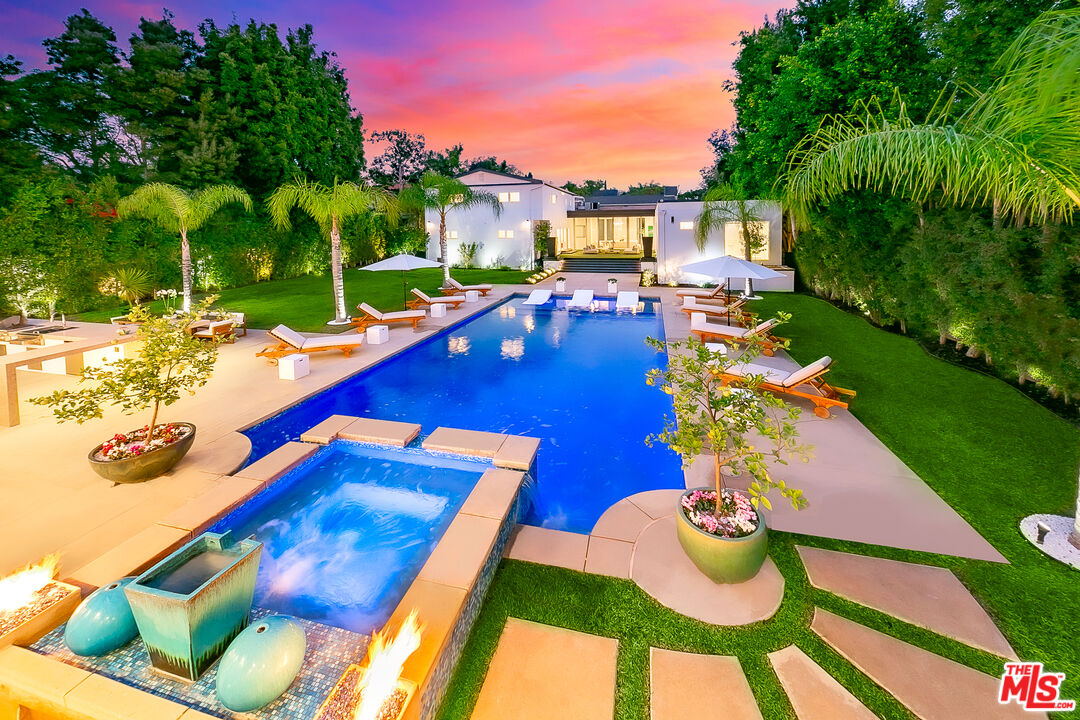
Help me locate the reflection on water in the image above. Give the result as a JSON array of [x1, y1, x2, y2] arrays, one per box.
[[500, 337, 525, 360], [447, 336, 470, 355]]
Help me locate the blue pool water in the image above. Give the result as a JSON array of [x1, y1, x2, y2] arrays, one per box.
[[210, 442, 487, 635], [244, 295, 683, 533]]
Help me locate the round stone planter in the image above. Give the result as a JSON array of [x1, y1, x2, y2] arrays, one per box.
[[675, 487, 768, 584], [87, 423, 196, 484]]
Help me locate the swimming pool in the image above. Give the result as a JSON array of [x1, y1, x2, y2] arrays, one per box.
[[244, 295, 684, 533], [210, 442, 488, 634]]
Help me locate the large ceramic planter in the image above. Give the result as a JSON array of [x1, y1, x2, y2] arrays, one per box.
[[125, 531, 262, 681], [88, 423, 196, 483], [675, 487, 768, 584]]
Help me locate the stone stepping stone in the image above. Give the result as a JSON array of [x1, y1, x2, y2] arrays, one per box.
[[768, 645, 878, 720], [797, 546, 1015, 658], [631, 515, 784, 625], [470, 618, 617, 720], [811, 609, 1043, 720], [650, 648, 762, 720]]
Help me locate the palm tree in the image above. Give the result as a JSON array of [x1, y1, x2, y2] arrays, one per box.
[[117, 183, 253, 312], [781, 8, 1080, 548], [267, 178, 397, 325], [694, 182, 770, 295], [399, 171, 502, 286]]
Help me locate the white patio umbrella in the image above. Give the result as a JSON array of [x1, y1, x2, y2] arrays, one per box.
[[360, 254, 442, 308], [680, 255, 784, 324]]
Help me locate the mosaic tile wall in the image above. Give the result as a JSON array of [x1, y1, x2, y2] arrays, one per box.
[[417, 489, 526, 720], [32, 608, 369, 719]]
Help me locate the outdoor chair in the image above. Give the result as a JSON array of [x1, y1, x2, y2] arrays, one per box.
[[567, 289, 594, 308], [616, 291, 639, 311], [228, 312, 247, 337], [442, 277, 493, 296], [675, 282, 727, 300], [256, 324, 365, 360], [678, 295, 747, 319], [716, 356, 856, 418], [523, 289, 552, 305], [191, 319, 236, 343], [408, 288, 466, 310], [352, 302, 425, 331], [690, 314, 784, 355]]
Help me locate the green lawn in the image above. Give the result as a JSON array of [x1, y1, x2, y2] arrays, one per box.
[[437, 292, 1080, 720], [72, 268, 531, 333]]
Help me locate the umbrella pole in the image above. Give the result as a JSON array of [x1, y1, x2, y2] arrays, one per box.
[[726, 276, 732, 326], [402, 270, 408, 310]]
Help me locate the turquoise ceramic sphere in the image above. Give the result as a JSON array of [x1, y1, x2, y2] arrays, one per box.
[[216, 616, 306, 712], [64, 577, 138, 656]]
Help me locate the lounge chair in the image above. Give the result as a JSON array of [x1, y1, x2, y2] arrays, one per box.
[[567, 289, 594, 308], [256, 325, 365, 360], [616, 291, 639, 311], [441, 277, 493, 296], [678, 295, 747, 319], [352, 302, 425, 331], [191, 319, 235, 342], [523, 289, 552, 305], [717, 356, 856, 418], [675, 283, 727, 300], [407, 289, 466, 310], [690, 314, 784, 355], [228, 312, 247, 337]]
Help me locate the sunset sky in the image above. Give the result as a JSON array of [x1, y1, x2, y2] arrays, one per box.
[[0, 0, 785, 189]]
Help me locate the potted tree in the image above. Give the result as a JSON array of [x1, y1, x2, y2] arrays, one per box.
[[32, 300, 220, 483], [645, 326, 809, 583]]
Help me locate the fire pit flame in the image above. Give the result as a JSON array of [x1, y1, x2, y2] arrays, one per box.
[[354, 610, 423, 720], [0, 553, 59, 614]]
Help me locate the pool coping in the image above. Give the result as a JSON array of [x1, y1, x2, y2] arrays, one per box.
[[4, 417, 536, 720]]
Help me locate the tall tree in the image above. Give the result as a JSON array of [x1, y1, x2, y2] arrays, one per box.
[[398, 171, 502, 285], [781, 8, 1080, 544], [562, 179, 608, 196], [368, 129, 427, 188], [694, 182, 772, 295], [425, 143, 465, 177], [117, 183, 253, 311], [267, 178, 397, 323], [28, 10, 123, 177]]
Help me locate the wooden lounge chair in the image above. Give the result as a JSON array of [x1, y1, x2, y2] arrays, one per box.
[[352, 302, 425, 331], [675, 283, 727, 300], [191, 319, 236, 343], [407, 288, 466, 310], [256, 324, 365, 360], [678, 295, 747, 319], [717, 356, 856, 418], [228, 312, 247, 337], [441, 277, 493, 296], [690, 315, 785, 355]]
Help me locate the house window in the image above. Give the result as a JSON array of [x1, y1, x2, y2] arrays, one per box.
[[724, 221, 771, 261], [551, 194, 557, 204], [679, 221, 694, 230], [446, 230, 459, 240], [498, 192, 521, 203], [497, 229, 514, 239]]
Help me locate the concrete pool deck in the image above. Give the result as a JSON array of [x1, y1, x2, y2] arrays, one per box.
[[0, 274, 1001, 580]]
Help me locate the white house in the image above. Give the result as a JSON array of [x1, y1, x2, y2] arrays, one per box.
[[424, 170, 793, 290], [424, 169, 578, 269]]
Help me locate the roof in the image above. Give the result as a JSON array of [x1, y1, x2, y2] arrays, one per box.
[[456, 168, 540, 184]]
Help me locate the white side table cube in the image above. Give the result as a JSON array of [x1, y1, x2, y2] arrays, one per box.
[[465, 290, 480, 303], [430, 303, 447, 318], [366, 325, 390, 344], [278, 353, 310, 381]]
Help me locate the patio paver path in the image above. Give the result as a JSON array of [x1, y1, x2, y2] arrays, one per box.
[[768, 645, 878, 720], [470, 618, 617, 720], [650, 648, 762, 720], [797, 546, 1016, 658], [811, 609, 1042, 720], [630, 515, 784, 625]]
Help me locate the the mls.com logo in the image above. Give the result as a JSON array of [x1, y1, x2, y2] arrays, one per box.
[[999, 662, 1076, 712]]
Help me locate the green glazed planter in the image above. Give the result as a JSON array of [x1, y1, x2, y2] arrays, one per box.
[[675, 487, 768, 584], [87, 423, 196, 484]]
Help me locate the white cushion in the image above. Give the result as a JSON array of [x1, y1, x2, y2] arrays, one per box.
[[382, 309, 425, 320], [412, 288, 432, 303], [230, 312, 245, 323], [269, 324, 307, 348], [303, 334, 365, 349], [358, 302, 382, 320], [616, 291, 639, 308], [781, 356, 832, 388], [433, 294, 466, 303]]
